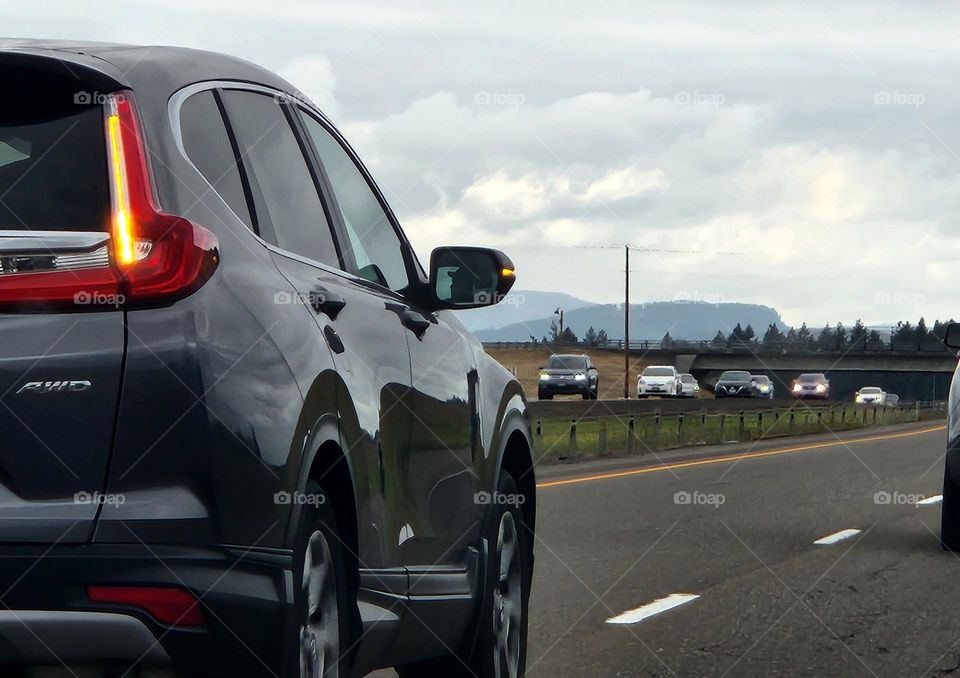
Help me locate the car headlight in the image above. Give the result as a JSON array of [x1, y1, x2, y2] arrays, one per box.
[[637, 378, 646, 385], [575, 373, 586, 380], [793, 383, 802, 392], [855, 395, 862, 403], [759, 385, 770, 392], [539, 373, 550, 381], [815, 383, 826, 392]]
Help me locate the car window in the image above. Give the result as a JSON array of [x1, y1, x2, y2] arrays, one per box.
[[643, 367, 675, 377], [219, 91, 339, 268], [720, 371, 751, 381], [179, 91, 254, 231], [298, 111, 410, 292], [548, 356, 587, 370], [0, 96, 108, 231]]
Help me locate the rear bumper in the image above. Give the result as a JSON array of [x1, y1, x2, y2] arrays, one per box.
[[0, 543, 289, 676]]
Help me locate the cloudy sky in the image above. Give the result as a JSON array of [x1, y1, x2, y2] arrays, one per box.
[[5, 0, 960, 327]]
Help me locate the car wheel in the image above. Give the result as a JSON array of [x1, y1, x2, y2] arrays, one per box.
[[539, 393, 552, 400], [396, 471, 531, 678], [591, 383, 599, 400], [291, 481, 350, 678], [942, 458, 960, 551]]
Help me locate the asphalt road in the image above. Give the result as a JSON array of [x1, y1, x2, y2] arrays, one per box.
[[372, 420, 958, 677]]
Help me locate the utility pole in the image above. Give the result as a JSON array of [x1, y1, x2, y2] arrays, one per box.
[[623, 245, 630, 399]]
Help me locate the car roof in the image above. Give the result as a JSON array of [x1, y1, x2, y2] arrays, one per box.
[[0, 38, 298, 97]]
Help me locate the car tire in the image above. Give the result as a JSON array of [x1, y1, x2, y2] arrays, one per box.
[[539, 393, 552, 400], [289, 481, 351, 678], [942, 458, 960, 551], [396, 471, 531, 678]]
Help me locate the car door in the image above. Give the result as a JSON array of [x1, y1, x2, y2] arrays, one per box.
[[216, 88, 414, 572], [295, 109, 479, 569]]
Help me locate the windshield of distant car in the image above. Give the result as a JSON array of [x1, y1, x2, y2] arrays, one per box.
[[681, 374, 696, 383], [752, 376, 770, 384], [643, 367, 674, 377], [861, 387, 882, 394], [799, 374, 826, 383], [719, 371, 751, 382], [548, 356, 586, 370]]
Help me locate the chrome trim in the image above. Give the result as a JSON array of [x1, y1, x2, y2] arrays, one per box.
[[0, 230, 109, 254]]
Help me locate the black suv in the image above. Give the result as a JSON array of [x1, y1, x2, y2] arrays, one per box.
[[537, 354, 599, 400], [0, 40, 535, 678]]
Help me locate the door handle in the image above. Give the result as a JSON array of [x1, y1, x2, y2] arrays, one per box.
[[399, 309, 431, 339], [310, 286, 347, 319], [384, 302, 432, 338]]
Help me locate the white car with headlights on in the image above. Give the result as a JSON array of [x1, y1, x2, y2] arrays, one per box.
[[855, 386, 886, 406], [637, 365, 682, 398], [679, 373, 701, 398]]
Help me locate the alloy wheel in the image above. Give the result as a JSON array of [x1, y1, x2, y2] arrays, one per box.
[[300, 530, 340, 678]]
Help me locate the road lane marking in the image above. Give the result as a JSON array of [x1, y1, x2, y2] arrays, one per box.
[[537, 424, 946, 489], [814, 528, 862, 545], [605, 593, 700, 625], [918, 495, 943, 506]]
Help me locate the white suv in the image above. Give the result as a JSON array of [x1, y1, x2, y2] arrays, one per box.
[[637, 365, 682, 398]]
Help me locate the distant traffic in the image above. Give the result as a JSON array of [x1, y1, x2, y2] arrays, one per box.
[[536, 354, 907, 404]]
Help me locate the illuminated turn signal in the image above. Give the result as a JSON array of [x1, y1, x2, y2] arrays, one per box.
[[501, 268, 515, 278], [106, 105, 136, 266]]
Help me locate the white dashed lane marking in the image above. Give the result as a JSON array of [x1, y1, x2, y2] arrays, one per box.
[[814, 528, 862, 545], [605, 593, 700, 625]]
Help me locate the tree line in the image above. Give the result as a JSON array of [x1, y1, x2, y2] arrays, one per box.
[[531, 318, 954, 351]]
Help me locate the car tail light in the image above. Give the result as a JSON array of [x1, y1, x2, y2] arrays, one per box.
[[105, 93, 219, 304], [0, 91, 218, 311], [87, 585, 204, 627]]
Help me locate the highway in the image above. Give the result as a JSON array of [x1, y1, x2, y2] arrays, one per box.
[[372, 420, 956, 677]]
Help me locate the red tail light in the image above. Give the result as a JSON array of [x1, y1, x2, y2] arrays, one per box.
[[87, 585, 204, 627], [0, 91, 219, 311]]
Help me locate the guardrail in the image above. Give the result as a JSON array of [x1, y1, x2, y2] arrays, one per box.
[[530, 401, 946, 463]]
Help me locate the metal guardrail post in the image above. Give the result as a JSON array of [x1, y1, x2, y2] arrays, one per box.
[[569, 419, 577, 454], [789, 411, 795, 434], [535, 419, 542, 438], [738, 411, 745, 438], [599, 417, 607, 455], [627, 416, 635, 454]]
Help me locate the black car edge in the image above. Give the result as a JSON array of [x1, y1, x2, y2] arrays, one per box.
[[537, 354, 599, 400], [0, 40, 535, 678]]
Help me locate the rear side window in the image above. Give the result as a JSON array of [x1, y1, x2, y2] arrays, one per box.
[[219, 91, 339, 268], [0, 97, 108, 231], [180, 91, 254, 231]]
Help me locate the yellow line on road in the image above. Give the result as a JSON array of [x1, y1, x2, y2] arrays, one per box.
[[537, 424, 947, 489]]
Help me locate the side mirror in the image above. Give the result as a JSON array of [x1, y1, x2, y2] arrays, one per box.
[[429, 246, 515, 310], [945, 322, 960, 349]]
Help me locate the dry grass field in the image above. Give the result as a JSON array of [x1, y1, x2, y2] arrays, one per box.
[[486, 346, 702, 401]]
